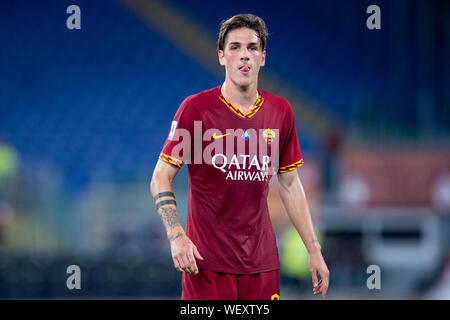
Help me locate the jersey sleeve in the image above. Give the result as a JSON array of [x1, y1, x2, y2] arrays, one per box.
[[278, 103, 304, 173], [159, 98, 194, 168]]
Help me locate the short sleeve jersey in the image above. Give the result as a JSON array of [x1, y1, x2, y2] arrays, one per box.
[[159, 86, 303, 274]]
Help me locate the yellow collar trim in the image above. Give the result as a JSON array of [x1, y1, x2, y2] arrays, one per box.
[[218, 93, 264, 119]]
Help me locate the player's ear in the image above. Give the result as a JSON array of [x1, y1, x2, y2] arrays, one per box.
[[260, 50, 266, 67], [218, 50, 225, 67]]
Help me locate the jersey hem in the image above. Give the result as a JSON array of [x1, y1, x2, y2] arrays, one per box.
[[197, 263, 281, 275]]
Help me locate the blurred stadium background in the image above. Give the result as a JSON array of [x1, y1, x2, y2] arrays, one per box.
[[0, 0, 449, 299]]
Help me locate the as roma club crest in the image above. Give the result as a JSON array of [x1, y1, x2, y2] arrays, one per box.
[[263, 128, 275, 143]]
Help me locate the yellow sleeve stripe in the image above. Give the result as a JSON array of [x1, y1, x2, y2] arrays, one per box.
[[159, 153, 184, 168], [278, 158, 304, 173]]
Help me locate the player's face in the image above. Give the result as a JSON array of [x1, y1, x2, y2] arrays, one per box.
[[218, 28, 266, 88]]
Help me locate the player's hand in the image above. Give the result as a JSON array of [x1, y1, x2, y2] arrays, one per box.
[[169, 231, 204, 275], [308, 250, 330, 298]]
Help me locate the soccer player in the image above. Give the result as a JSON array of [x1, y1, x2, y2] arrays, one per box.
[[150, 14, 329, 300]]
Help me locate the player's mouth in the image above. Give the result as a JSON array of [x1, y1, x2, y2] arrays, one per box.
[[239, 65, 250, 75]]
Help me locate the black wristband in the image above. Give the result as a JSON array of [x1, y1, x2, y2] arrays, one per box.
[[155, 199, 177, 210], [153, 192, 175, 202]]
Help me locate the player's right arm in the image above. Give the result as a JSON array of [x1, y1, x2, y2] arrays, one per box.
[[150, 159, 203, 275]]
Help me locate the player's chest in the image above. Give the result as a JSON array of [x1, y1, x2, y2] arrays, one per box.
[[196, 106, 281, 141], [190, 105, 281, 179], [191, 107, 282, 159]]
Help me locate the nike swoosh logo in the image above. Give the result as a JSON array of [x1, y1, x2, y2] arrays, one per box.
[[212, 133, 230, 140]]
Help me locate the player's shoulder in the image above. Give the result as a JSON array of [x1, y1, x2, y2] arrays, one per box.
[[181, 86, 220, 108], [259, 88, 293, 113]]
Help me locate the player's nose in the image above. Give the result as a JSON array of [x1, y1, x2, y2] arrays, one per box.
[[240, 54, 250, 61], [240, 47, 250, 59]]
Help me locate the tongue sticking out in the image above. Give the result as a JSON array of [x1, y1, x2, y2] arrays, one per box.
[[240, 66, 250, 73]]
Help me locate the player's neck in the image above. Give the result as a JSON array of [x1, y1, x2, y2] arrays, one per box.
[[221, 80, 259, 114]]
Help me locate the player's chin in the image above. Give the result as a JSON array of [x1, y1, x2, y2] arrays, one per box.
[[235, 77, 254, 88]]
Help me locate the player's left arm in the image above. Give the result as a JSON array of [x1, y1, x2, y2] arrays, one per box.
[[277, 169, 330, 298]]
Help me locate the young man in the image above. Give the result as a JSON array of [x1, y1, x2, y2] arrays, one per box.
[[150, 14, 329, 300]]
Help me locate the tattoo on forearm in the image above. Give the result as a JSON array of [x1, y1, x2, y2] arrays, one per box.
[[156, 199, 177, 210], [153, 191, 175, 202], [158, 206, 181, 232]]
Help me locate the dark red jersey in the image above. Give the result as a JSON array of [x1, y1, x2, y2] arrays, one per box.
[[159, 85, 303, 274]]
